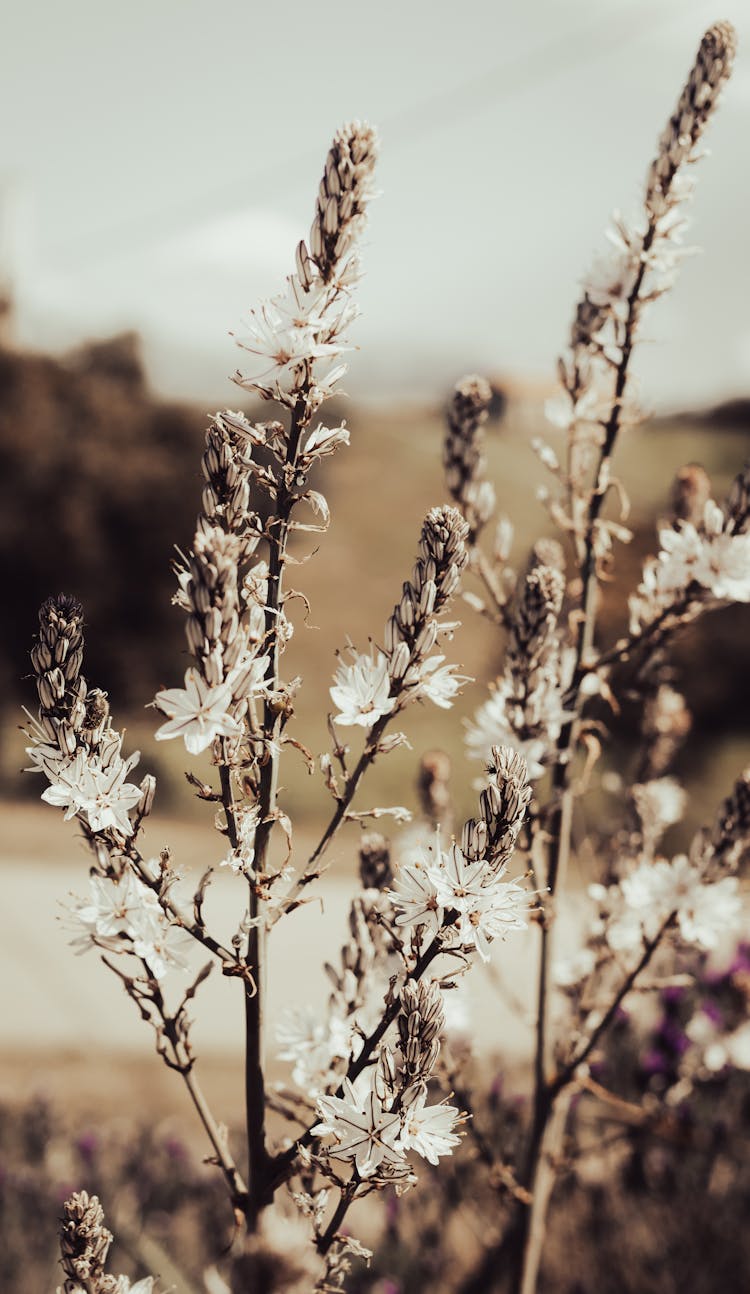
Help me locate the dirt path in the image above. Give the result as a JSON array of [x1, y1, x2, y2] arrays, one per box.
[[0, 803, 586, 1119]]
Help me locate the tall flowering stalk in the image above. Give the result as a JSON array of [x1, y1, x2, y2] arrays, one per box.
[[446, 22, 744, 1294], [23, 23, 750, 1294], [25, 119, 535, 1291]]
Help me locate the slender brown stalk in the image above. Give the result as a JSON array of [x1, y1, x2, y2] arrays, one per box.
[[280, 709, 393, 914], [550, 914, 675, 1097], [235, 397, 310, 1226], [103, 952, 249, 1214], [181, 1064, 249, 1215], [507, 27, 737, 1289], [316, 1173, 361, 1255]]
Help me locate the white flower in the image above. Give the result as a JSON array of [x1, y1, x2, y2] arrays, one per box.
[[405, 655, 470, 709], [312, 1077, 404, 1177], [677, 871, 742, 950], [41, 751, 92, 819], [633, 498, 750, 629], [72, 871, 158, 942], [620, 855, 742, 951], [228, 651, 271, 702], [234, 272, 358, 400], [464, 689, 549, 780], [589, 881, 645, 954], [303, 422, 350, 457], [25, 739, 69, 779], [433, 844, 529, 961], [330, 648, 395, 728], [154, 669, 243, 754], [398, 1086, 462, 1165], [133, 923, 193, 979], [391, 837, 529, 961], [234, 281, 343, 384], [41, 744, 141, 837], [544, 386, 609, 437], [695, 521, 750, 601], [389, 851, 444, 938], [553, 946, 597, 988], [581, 219, 643, 314], [277, 1007, 352, 1093], [632, 778, 686, 831], [76, 757, 142, 836], [69, 870, 191, 979]]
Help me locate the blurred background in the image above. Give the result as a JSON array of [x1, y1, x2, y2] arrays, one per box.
[[1, 1, 749, 1289]]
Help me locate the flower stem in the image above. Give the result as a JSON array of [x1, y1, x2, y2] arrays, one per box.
[[236, 391, 313, 1227]]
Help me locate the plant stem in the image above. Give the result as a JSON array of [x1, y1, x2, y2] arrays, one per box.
[[316, 1174, 361, 1255], [279, 711, 393, 916], [508, 226, 659, 1294], [235, 392, 312, 1227], [517, 1090, 572, 1294], [104, 953, 249, 1216], [181, 1063, 249, 1215], [550, 914, 675, 1096]]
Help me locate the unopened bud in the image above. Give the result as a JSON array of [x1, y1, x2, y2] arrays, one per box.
[[137, 774, 156, 819]]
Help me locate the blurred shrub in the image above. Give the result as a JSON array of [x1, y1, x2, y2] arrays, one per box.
[[0, 335, 206, 710]]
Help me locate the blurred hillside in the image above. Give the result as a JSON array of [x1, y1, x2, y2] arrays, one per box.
[[1, 333, 748, 833], [0, 332, 205, 705]]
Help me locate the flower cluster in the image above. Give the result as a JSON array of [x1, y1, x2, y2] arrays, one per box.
[[330, 505, 470, 728], [27, 597, 147, 840], [465, 560, 566, 778], [69, 869, 191, 980], [312, 1069, 462, 1179], [630, 494, 750, 632], [233, 121, 377, 406], [592, 854, 742, 954], [30, 729, 141, 837], [26, 597, 201, 990], [390, 745, 531, 961], [543, 22, 736, 556], [312, 978, 462, 1181], [443, 374, 496, 541], [57, 1190, 154, 1294]]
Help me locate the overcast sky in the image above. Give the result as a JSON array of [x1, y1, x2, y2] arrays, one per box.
[[2, 0, 749, 407]]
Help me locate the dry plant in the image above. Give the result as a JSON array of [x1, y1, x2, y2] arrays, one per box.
[[22, 23, 750, 1294]]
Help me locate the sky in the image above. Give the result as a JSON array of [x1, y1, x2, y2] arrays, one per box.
[[2, 0, 749, 408]]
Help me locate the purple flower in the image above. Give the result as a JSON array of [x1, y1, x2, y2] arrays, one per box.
[[701, 999, 723, 1027], [641, 1048, 670, 1076], [75, 1131, 99, 1163], [729, 944, 750, 975], [657, 1018, 690, 1056], [660, 985, 686, 1006], [164, 1136, 187, 1162], [489, 1074, 504, 1108]]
